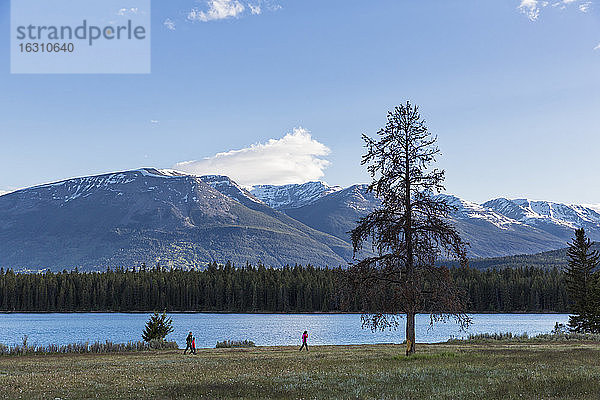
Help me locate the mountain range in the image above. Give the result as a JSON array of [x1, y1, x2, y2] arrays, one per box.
[[0, 168, 598, 271], [251, 186, 600, 258]]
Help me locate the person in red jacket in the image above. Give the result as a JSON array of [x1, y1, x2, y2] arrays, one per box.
[[299, 330, 309, 351], [191, 336, 196, 354]]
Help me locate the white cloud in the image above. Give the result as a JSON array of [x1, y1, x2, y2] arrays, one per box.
[[150, 120, 159, 124], [183, 0, 279, 23], [552, 0, 578, 9], [117, 7, 139, 16], [519, 0, 545, 21], [594, 43, 600, 50], [579, 1, 592, 11], [174, 128, 331, 186], [163, 18, 176, 31], [519, 0, 594, 19], [187, 0, 245, 22], [267, 3, 282, 11], [249, 4, 262, 15]]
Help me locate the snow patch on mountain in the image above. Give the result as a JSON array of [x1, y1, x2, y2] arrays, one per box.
[[201, 175, 263, 205], [250, 181, 342, 209], [484, 198, 600, 231], [582, 204, 600, 214], [32, 173, 138, 202], [339, 185, 379, 213], [140, 168, 185, 178], [436, 194, 523, 230], [7, 169, 212, 206]]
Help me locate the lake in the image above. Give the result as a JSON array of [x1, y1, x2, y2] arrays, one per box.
[[0, 313, 569, 349]]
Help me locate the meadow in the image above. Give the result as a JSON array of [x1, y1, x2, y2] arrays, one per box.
[[1, 341, 600, 399]]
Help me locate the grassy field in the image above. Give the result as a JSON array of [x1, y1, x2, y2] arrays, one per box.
[[1, 342, 600, 399]]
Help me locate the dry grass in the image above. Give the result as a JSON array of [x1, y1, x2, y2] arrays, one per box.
[[1, 342, 600, 399]]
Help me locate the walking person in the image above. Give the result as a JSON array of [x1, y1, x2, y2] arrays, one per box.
[[184, 331, 193, 354], [191, 336, 196, 354], [299, 330, 309, 351]]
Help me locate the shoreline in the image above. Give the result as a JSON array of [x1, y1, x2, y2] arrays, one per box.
[[0, 310, 571, 315]]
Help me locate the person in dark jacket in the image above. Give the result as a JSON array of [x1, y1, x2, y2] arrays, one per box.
[[184, 331, 193, 354]]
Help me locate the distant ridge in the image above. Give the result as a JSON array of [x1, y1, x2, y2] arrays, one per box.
[[252, 184, 600, 258], [0, 169, 353, 271], [1, 167, 599, 271], [444, 243, 600, 271]]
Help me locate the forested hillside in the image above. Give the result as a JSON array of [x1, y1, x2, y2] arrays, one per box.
[[444, 243, 600, 271], [0, 264, 568, 312]]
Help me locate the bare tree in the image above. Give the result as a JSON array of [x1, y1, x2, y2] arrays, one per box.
[[344, 102, 470, 355]]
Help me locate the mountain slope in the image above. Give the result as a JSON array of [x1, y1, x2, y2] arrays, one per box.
[[199, 175, 354, 261], [0, 169, 353, 271], [436, 195, 571, 258], [284, 185, 380, 243], [261, 184, 579, 258], [257, 184, 598, 258]]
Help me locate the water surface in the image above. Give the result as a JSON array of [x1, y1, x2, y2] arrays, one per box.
[[0, 313, 569, 348]]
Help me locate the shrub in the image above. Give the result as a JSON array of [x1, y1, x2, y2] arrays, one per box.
[[447, 330, 600, 344], [215, 340, 256, 348], [0, 340, 178, 356], [394, 351, 459, 361]]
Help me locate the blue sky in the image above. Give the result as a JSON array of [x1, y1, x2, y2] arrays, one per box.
[[0, 0, 599, 204]]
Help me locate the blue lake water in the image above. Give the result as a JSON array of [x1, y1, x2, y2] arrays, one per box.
[[0, 313, 569, 349]]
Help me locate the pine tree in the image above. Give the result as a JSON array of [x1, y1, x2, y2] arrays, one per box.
[[343, 102, 470, 355], [142, 311, 174, 342], [566, 228, 600, 333]]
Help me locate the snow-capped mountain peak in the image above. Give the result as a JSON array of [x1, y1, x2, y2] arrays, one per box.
[[485, 198, 600, 232], [435, 194, 522, 230], [250, 181, 342, 210], [140, 168, 186, 178]]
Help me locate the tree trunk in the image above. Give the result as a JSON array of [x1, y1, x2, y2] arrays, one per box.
[[404, 127, 416, 357], [406, 311, 416, 355]]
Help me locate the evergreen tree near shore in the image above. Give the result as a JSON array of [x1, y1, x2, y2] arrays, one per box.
[[566, 228, 600, 333], [142, 311, 174, 342]]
